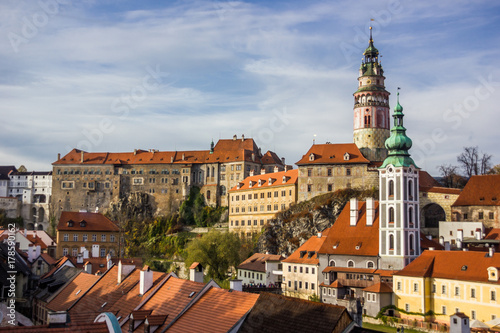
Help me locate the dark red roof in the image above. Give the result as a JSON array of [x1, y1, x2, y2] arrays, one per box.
[[453, 175, 500, 207], [58, 212, 119, 232], [296, 143, 370, 165], [237, 253, 284, 272]]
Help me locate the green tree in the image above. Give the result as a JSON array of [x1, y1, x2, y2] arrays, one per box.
[[184, 230, 241, 281]]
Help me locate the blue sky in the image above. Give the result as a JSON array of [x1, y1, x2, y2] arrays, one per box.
[[1, 0, 499, 176]]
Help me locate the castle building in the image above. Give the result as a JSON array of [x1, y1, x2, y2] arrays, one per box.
[[51, 136, 284, 218], [378, 93, 421, 270], [228, 169, 297, 238], [353, 27, 390, 162]]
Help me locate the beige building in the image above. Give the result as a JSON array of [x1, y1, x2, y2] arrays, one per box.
[[228, 169, 298, 238], [296, 143, 379, 202], [56, 211, 120, 259], [51, 136, 285, 219]]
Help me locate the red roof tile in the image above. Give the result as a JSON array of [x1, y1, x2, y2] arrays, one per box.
[[58, 212, 119, 232], [229, 169, 297, 192], [318, 201, 379, 256], [283, 229, 330, 265], [296, 143, 370, 165], [46, 272, 100, 311], [395, 250, 500, 284], [418, 170, 441, 188], [166, 287, 259, 333], [485, 228, 500, 240], [363, 282, 393, 293], [452, 175, 500, 207], [237, 253, 284, 272], [420, 186, 462, 195]]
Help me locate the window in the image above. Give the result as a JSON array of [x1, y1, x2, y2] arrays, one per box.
[[389, 234, 394, 250], [328, 184, 332, 191], [267, 192, 271, 198], [305, 267, 309, 274], [388, 180, 394, 196], [346, 168, 351, 176], [299, 281, 302, 289], [300, 267, 303, 273], [347, 260, 354, 268], [311, 283, 315, 290], [101, 234, 106, 242], [367, 261, 374, 269], [294, 266, 297, 273], [471, 310, 476, 320], [432, 284, 436, 293], [397, 282, 402, 291], [63, 248, 68, 256], [442, 285, 446, 294], [83, 234, 88, 242], [442, 306, 446, 315], [73, 234, 78, 241], [455, 286, 460, 296], [413, 283, 418, 292], [405, 304, 410, 312], [389, 207, 395, 223], [490, 212, 495, 219], [327, 168, 332, 176], [288, 266, 291, 272], [311, 268, 315, 274], [100, 248, 106, 257], [307, 184, 312, 192], [72, 248, 78, 256], [110, 235, 115, 242], [491, 290, 496, 301], [305, 282, 308, 289], [92, 234, 97, 241], [479, 212, 484, 219], [471, 288, 476, 298], [288, 281, 291, 288], [63, 234, 69, 242], [307, 169, 312, 177]]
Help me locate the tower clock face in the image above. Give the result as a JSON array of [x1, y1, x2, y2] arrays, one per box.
[[366, 79, 371, 84]]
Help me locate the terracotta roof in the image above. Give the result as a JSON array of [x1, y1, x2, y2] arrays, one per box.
[[39, 253, 57, 265], [41, 256, 75, 279], [237, 292, 352, 333], [189, 262, 201, 270], [363, 282, 393, 293], [261, 150, 284, 165], [46, 271, 100, 311], [394, 250, 500, 284], [420, 233, 444, 251], [70, 257, 143, 275], [485, 228, 500, 240], [58, 211, 119, 232], [0, 322, 109, 332], [296, 143, 370, 165], [418, 170, 441, 189], [229, 169, 298, 192], [26, 234, 48, 249], [452, 175, 500, 206], [318, 201, 379, 256], [237, 253, 284, 273], [420, 186, 462, 195], [320, 280, 344, 288], [166, 287, 259, 333], [282, 228, 331, 264]]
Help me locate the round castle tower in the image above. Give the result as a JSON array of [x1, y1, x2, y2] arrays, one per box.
[[353, 27, 390, 162]]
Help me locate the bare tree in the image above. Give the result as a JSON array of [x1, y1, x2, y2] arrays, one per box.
[[479, 153, 493, 175], [457, 146, 478, 178], [438, 164, 461, 188]]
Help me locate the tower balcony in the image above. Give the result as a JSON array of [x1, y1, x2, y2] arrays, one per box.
[[354, 101, 389, 108]]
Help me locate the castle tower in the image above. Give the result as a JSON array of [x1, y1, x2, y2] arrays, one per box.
[[378, 92, 420, 270], [353, 27, 390, 162]]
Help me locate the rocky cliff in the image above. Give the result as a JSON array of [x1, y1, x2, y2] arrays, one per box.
[[256, 188, 378, 256]]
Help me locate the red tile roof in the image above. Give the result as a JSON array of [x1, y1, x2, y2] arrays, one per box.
[[229, 169, 297, 191], [418, 170, 441, 189], [363, 282, 393, 293], [261, 150, 284, 165], [40, 253, 57, 265], [394, 250, 500, 284], [420, 233, 444, 251], [452, 175, 500, 207], [237, 253, 284, 272], [283, 229, 330, 265], [296, 143, 370, 165], [58, 212, 119, 232], [46, 272, 100, 311], [165, 287, 259, 333], [318, 201, 379, 256], [420, 186, 462, 195], [485, 228, 500, 240], [320, 280, 344, 288]]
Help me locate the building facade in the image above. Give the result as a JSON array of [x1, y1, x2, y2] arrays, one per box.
[[228, 169, 297, 238], [56, 211, 121, 259], [236, 253, 284, 286], [51, 136, 285, 219]]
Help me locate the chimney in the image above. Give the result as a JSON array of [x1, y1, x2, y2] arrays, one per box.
[[426, 235, 433, 240], [274, 166, 279, 173], [249, 169, 254, 177], [118, 260, 135, 284], [57, 153, 61, 161], [140, 265, 153, 295], [457, 229, 463, 249], [81, 151, 84, 163], [230, 279, 242, 292], [92, 244, 100, 258], [429, 247, 435, 251], [366, 198, 375, 226], [350, 198, 358, 226], [317, 232, 322, 238], [251, 153, 255, 162], [84, 261, 92, 274], [170, 156, 174, 163], [233, 135, 237, 141], [182, 153, 185, 161], [281, 157, 285, 165], [439, 237, 445, 246], [77, 253, 83, 264], [189, 262, 204, 283], [106, 253, 112, 270], [28, 244, 35, 263], [241, 134, 245, 141], [24, 229, 27, 237], [134, 149, 137, 155], [260, 168, 265, 175], [81, 247, 89, 259], [489, 247, 495, 257], [475, 228, 482, 240]]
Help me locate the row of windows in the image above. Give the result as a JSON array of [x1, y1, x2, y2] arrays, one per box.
[[62, 247, 112, 257], [232, 190, 293, 201], [328, 260, 374, 269], [231, 220, 265, 227], [62, 234, 117, 242], [238, 271, 263, 280], [287, 265, 316, 275], [231, 203, 290, 214], [306, 183, 343, 192], [287, 280, 315, 291], [305, 168, 352, 177], [398, 282, 497, 301]]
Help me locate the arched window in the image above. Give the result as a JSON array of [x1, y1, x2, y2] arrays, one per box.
[[207, 168, 210, 177], [409, 207, 414, 225], [367, 261, 374, 269], [364, 115, 371, 126], [389, 234, 395, 250], [389, 207, 395, 223], [206, 190, 211, 200], [347, 260, 355, 268], [329, 260, 336, 267], [388, 180, 394, 197], [409, 233, 415, 253], [408, 180, 413, 199]]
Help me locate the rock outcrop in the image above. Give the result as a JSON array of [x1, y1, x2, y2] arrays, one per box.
[[256, 188, 378, 256]]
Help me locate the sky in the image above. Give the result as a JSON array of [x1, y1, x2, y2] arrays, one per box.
[[1, 0, 499, 176]]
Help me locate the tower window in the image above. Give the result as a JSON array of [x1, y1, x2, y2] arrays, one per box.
[[388, 180, 394, 197], [389, 234, 394, 250], [364, 115, 371, 127], [389, 207, 395, 223]]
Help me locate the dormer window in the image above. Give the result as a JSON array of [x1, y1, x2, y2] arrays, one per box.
[[67, 220, 74, 227], [80, 220, 87, 227], [282, 176, 286, 183], [333, 241, 340, 249], [355, 242, 362, 250], [258, 179, 263, 187], [299, 251, 307, 258], [309, 153, 315, 161], [268, 177, 272, 185], [307, 251, 315, 258], [488, 267, 499, 282], [249, 181, 253, 188], [344, 152, 350, 161]]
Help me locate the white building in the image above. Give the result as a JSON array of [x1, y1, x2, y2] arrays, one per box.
[[237, 253, 284, 287]]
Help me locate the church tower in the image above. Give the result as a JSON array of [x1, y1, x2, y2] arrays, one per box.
[[378, 92, 420, 270], [353, 27, 390, 162]]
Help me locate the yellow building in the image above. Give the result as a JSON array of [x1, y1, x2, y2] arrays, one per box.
[[56, 211, 121, 258], [393, 250, 500, 323], [228, 169, 298, 238]]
